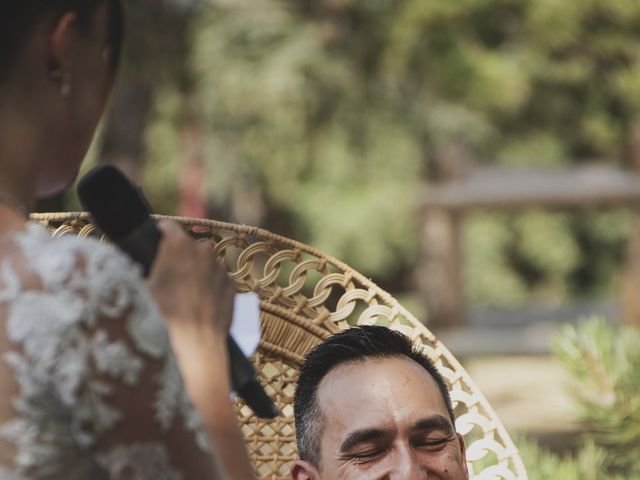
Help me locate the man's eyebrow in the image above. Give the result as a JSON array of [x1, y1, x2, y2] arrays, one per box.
[[339, 428, 392, 453], [412, 415, 455, 434]]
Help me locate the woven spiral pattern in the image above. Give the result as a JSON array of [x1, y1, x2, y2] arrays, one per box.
[[32, 213, 527, 480]]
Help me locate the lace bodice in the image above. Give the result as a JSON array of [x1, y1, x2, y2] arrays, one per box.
[[0, 224, 215, 479]]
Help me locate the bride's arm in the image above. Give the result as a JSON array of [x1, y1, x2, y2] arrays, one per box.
[[146, 220, 256, 480], [83, 219, 256, 479]]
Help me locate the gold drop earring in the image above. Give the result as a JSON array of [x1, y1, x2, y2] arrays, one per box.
[[49, 69, 72, 98]]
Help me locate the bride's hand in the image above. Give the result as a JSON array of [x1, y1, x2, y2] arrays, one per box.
[[148, 220, 235, 338], [146, 220, 236, 391]]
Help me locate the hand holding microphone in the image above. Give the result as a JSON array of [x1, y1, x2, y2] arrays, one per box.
[[77, 165, 278, 420], [148, 219, 237, 399], [146, 220, 234, 334]]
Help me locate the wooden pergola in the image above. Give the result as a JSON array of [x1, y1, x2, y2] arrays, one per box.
[[419, 165, 640, 328]]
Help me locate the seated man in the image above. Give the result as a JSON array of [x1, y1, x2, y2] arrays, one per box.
[[291, 325, 468, 479]]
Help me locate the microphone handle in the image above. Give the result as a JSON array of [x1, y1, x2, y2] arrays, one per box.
[[115, 219, 279, 419], [115, 219, 161, 277], [227, 337, 279, 418]]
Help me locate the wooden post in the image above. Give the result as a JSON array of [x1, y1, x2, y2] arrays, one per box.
[[621, 211, 640, 329], [418, 207, 465, 328], [621, 123, 640, 328], [417, 143, 469, 328]]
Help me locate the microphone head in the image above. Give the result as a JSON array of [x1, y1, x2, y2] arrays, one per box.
[[77, 165, 151, 240]]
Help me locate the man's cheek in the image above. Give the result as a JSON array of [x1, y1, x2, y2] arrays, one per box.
[[420, 450, 467, 479]]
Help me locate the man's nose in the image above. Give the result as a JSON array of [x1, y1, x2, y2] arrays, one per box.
[[391, 444, 428, 480]]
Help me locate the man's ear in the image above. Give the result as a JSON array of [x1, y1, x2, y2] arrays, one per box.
[[290, 460, 319, 480], [457, 433, 470, 479]]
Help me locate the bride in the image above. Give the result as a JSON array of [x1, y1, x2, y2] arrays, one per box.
[[0, 1, 254, 478]]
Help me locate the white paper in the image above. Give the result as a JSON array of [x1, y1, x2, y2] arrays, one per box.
[[230, 292, 261, 357]]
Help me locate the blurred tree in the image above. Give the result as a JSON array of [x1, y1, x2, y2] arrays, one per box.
[[189, 0, 424, 283], [100, 0, 199, 182], [111, 0, 640, 305]]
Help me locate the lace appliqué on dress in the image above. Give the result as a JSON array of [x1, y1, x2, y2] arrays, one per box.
[[98, 443, 183, 480], [0, 224, 210, 479]]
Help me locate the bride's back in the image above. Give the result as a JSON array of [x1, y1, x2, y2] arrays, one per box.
[[0, 224, 218, 479]]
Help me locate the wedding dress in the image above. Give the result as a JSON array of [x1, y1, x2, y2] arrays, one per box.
[[0, 223, 212, 479]]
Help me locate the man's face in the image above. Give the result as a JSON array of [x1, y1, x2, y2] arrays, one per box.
[[291, 356, 469, 480]]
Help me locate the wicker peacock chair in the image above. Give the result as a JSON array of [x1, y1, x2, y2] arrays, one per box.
[[32, 212, 527, 480]]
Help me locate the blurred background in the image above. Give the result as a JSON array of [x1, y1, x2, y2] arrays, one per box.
[[39, 0, 640, 477]]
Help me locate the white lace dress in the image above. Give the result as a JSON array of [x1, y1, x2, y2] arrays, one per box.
[[0, 224, 214, 479]]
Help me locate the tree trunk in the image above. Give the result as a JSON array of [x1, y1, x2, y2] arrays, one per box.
[[98, 80, 153, 182]]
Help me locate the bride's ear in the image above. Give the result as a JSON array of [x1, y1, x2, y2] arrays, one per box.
[[48, 12, 79, 72], [290, 459, 320, 480]]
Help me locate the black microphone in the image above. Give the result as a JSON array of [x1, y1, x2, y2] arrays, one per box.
[[77, 165, 279, 419]]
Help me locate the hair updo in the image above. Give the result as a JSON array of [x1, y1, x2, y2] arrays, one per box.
[[0, 0, 124, 82]]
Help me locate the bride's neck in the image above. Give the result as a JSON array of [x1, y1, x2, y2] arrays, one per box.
[[0, 103, 42, 218]]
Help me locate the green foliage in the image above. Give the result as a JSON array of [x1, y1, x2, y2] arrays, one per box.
[[190, 0, 423, 277], [517, 438, 628, 480], [134, 0, 640, 300], [143, 88, 183, 214], [465, 213, 529, 306], [513, 318, 640, 479], [553, 317, 640, 476], [465, 210, 629, 306]]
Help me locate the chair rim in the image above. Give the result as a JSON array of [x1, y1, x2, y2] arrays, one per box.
[[30, 212, 528, 479]]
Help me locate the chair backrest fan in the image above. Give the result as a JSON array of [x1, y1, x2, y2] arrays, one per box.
[[32, 213, 527, 480]]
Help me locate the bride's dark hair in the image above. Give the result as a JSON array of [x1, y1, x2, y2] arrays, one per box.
[[0, 0, 124, 81]]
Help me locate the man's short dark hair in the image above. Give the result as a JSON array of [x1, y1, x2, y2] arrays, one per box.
[[293, 325, 455, 467]]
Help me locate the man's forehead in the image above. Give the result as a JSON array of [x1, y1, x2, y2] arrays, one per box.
[[316, 355, 450, 432], [318, 355, 442, 395]]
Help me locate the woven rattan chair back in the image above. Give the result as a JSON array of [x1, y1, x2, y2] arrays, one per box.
[[32, 213, 527, 480]]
